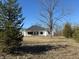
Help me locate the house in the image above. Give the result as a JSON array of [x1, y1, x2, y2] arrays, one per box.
[[22, 25, 55, 36]]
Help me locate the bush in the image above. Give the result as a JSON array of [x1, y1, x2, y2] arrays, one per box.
[[73, 27, 79, 42], [63, 23, 73, 38]]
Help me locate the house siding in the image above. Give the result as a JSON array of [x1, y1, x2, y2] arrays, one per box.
[[22, 30, 55, 37]]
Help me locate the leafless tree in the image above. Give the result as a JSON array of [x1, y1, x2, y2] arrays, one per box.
[[39, 0, 70, 37]]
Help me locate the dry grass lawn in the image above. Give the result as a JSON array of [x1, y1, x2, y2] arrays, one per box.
[[23, 36, 77, 46], [23, 36, 67, 43], [1, 36, 79, 59], [21, 36, 79, 59]]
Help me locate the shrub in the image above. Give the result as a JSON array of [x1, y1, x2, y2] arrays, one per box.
[[63, 23, 73, 38], [73, 27, 79, 42]]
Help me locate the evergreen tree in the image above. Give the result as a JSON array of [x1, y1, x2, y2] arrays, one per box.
[[0, 0, 24, 53], [63, 23, 72, 38], [0, 0, 6, 52], [73, 27, 79, 42]]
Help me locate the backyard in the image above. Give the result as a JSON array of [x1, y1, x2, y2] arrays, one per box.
[[21, 36, 79, 59], [0, 0, 79, 59], [0, 36, 79, 59]]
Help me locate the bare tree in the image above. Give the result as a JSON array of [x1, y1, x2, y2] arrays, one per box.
[[39, 0, 69, 37]]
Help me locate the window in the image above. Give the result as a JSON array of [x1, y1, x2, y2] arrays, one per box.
[[28, 32, 33, 35], [40, 32, 43, 34]]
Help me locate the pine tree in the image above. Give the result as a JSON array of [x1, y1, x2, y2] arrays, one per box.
[[0, 0, 24, 53], [0, 0, 6, 52], [73, 27, 79, 42], [63, 23, 72, 38]]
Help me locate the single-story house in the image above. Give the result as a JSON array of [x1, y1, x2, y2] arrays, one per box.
[[22, 25, 55, 36]]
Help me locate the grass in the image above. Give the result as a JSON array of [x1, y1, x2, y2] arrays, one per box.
[[23, 36, 76, 46], [0, 36, 79, 59], [22, 36, 79, 59], [23, 36, 67, 44]]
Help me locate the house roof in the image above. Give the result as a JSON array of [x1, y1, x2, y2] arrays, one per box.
[[26, 25, 47, 31]]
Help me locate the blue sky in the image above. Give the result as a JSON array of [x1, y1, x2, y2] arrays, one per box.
[[18, 0, 79, 28]]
